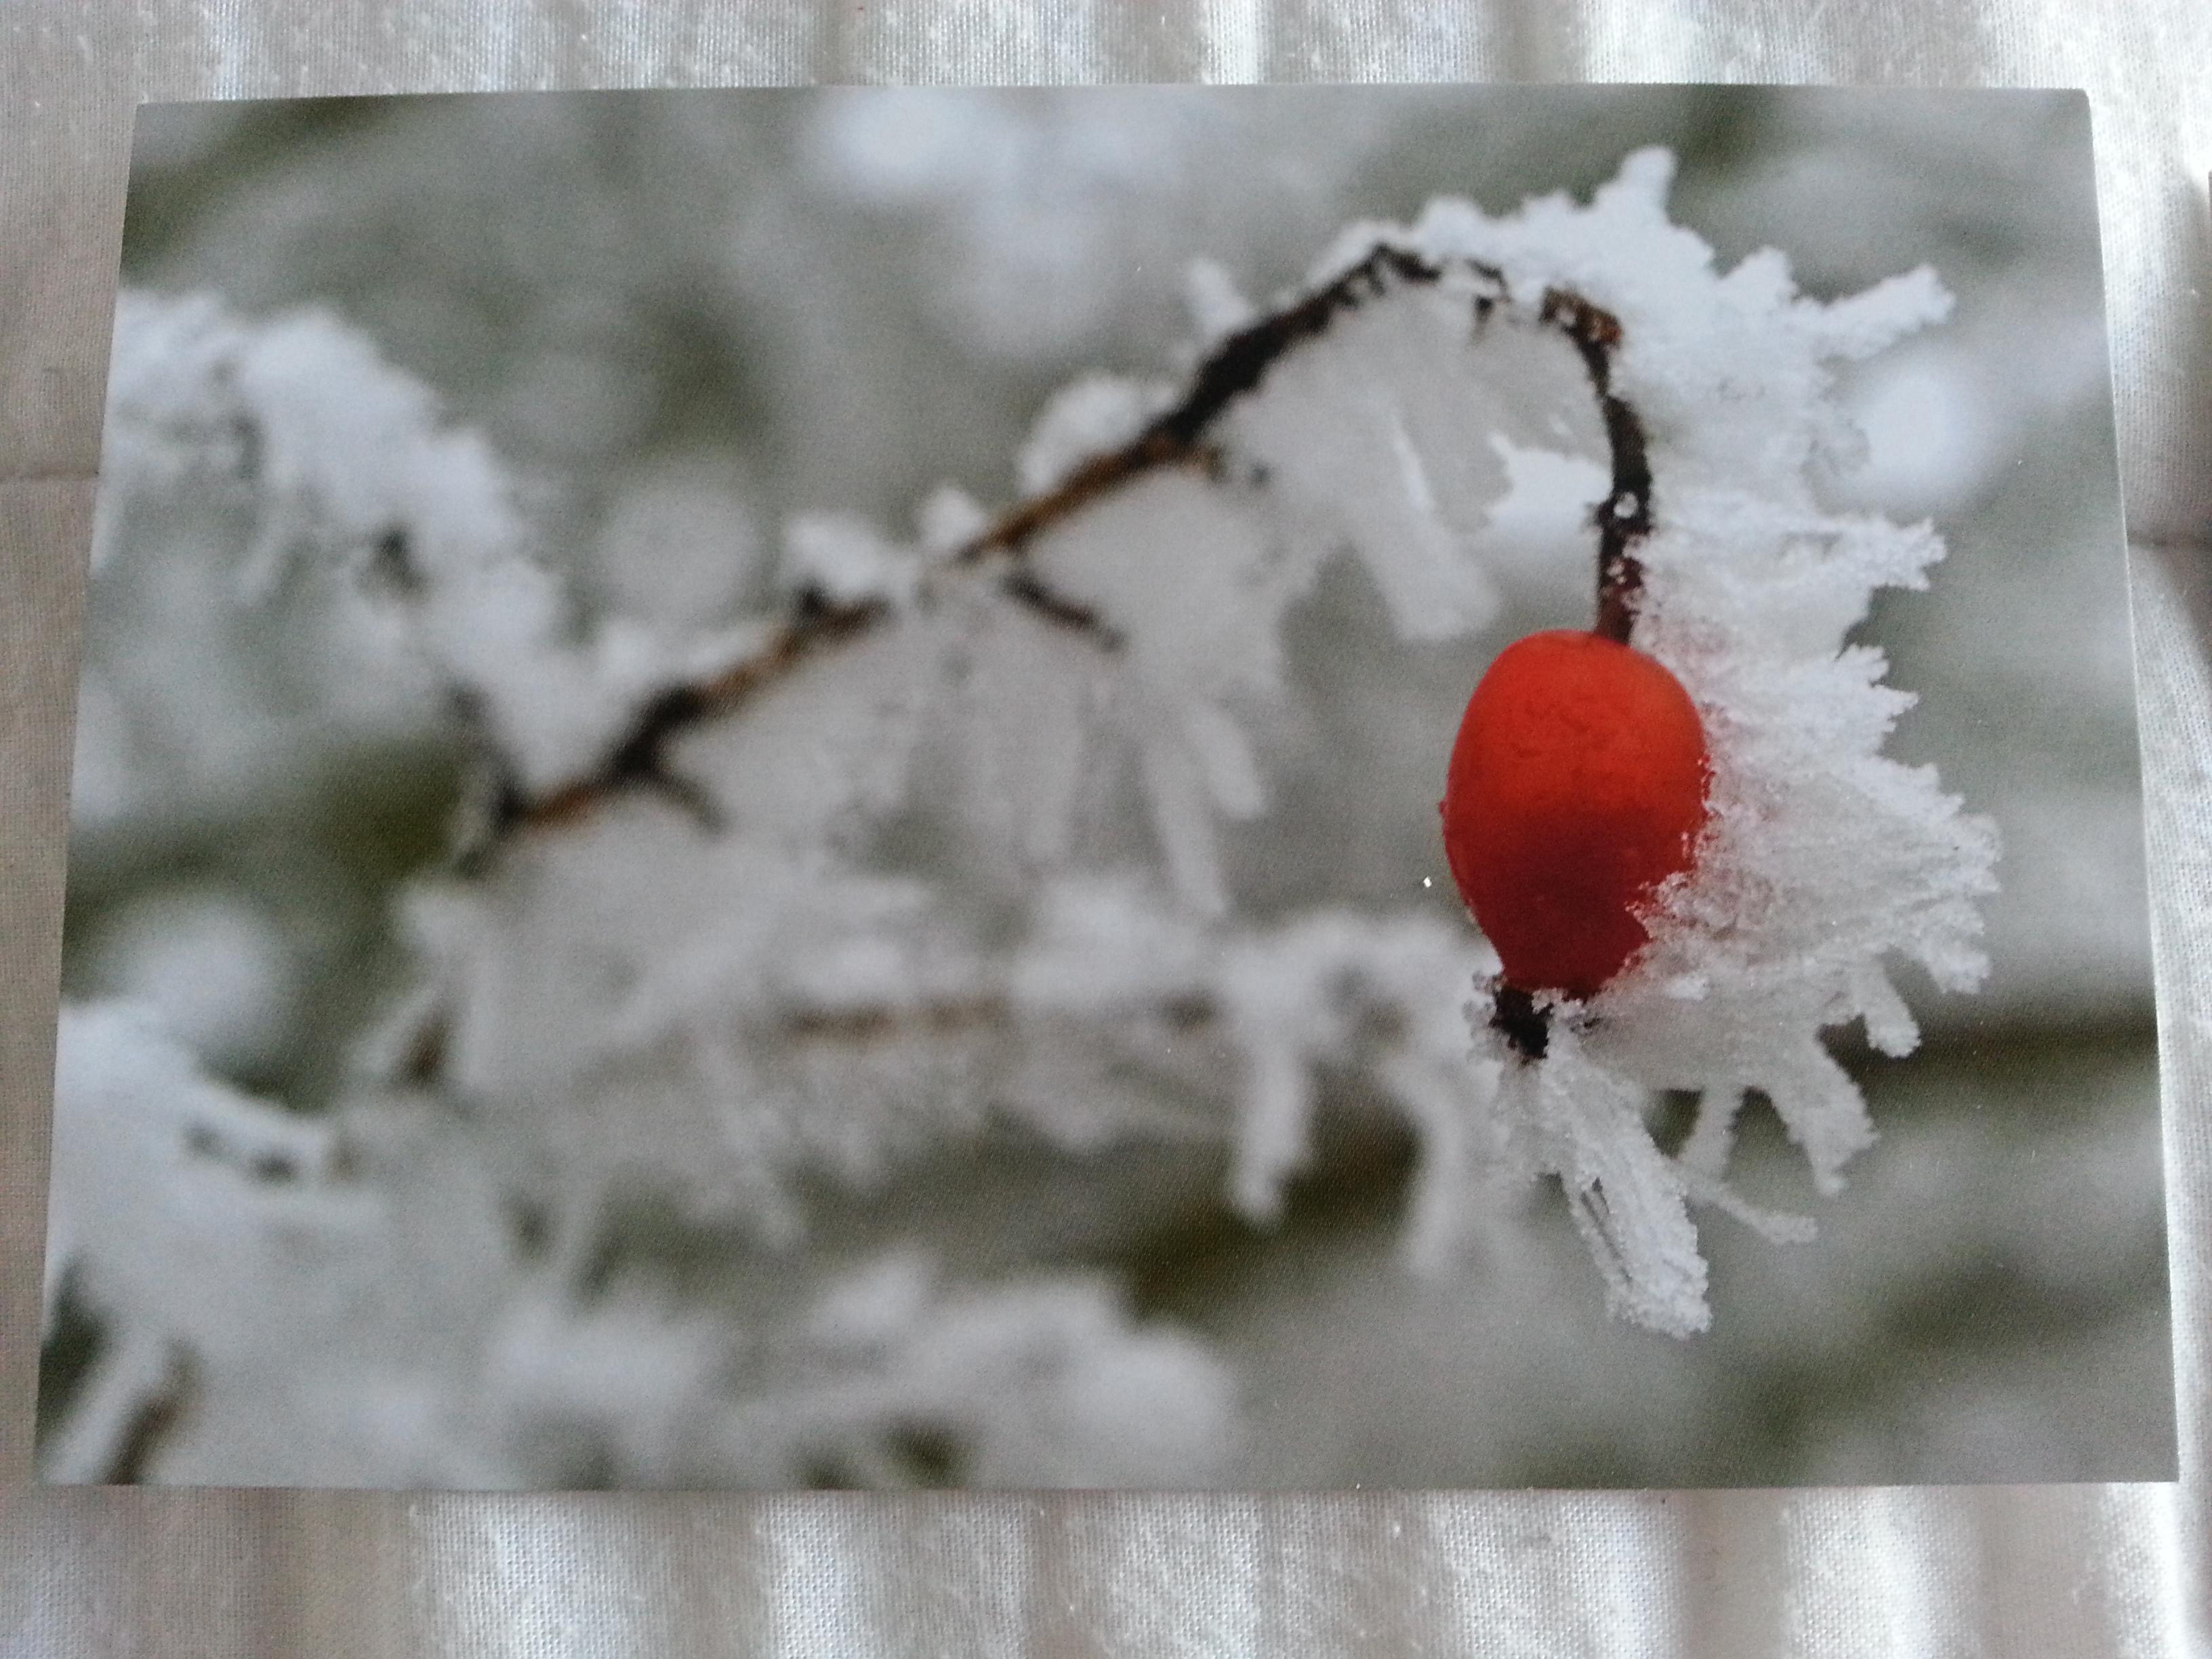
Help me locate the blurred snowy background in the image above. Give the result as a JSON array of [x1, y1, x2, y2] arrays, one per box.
[[43, 86, 2170, 1488]]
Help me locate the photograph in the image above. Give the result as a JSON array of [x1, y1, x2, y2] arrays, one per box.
[[38, 83, 2172, 1490]]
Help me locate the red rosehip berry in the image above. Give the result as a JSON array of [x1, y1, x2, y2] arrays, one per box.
[[1440, 628, 1711, 1002]]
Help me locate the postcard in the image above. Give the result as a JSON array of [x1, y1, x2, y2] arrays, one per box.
[[40, 84, 2171, 1488]]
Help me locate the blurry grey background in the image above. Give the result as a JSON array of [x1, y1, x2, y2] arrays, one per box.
[[52, 85, 2169, 1488]]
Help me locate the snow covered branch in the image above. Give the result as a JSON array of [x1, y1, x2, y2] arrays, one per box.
[[495, 241, 1666, 846]]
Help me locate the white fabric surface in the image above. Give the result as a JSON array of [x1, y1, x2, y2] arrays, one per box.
[[0, 2, 2207, 1652]]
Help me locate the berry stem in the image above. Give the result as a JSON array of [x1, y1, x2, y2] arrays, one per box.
[[1538, 288, 1653, 645], [1491, 985, 1551, 1061]]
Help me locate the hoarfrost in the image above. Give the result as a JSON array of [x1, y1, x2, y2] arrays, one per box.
[[46, 1008, 1229, 1487], [52, 144, 2008, 1482], [89, 291, 768, 806]]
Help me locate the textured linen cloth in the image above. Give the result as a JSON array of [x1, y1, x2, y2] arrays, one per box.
[[1, 3, 2208, 1653]]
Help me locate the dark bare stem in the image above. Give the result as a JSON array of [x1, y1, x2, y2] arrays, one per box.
[[783, 989, 1214, 1048], [103, 1345, 194, 1485], [1490, 983, 1551, 1063], [480, 246, 1650, 844], [783, 995, 1015, 1044], [997, 568, 1121, 642], [1538, 288, 1653, 644], [779, 985, 1433, 1052]]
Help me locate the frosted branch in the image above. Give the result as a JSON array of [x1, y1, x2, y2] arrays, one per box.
[[491, 243, 1652, 843]]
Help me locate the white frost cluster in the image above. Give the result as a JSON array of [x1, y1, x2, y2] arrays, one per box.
[[87, 291, 767, 812], [41, 1004, 384, 1480], [48, 146, 2003, 1483], [45, 1008, 1229, 1487], [1336, 150, 2003, 1334]]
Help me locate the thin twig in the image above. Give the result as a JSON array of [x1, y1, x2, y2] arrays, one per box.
[[1490, 983, 1552, 1063], [1540, 287, 1653, 645], [102, 1344, 194, 1485], [779, 988, 1225, 1046]]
